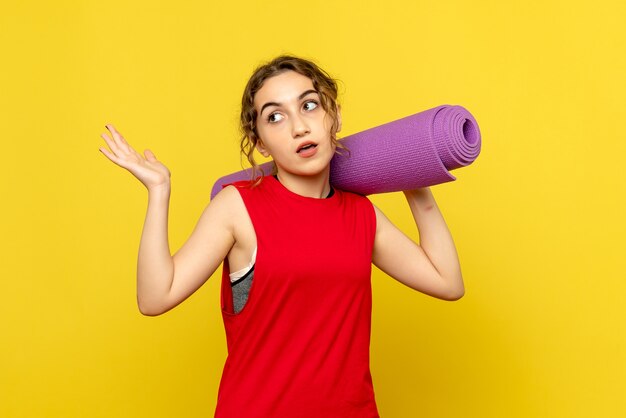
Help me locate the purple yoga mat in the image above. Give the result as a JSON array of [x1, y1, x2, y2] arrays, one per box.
[[210, 104, 481, 198]]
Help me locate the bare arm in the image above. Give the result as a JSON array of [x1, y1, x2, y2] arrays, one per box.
[[136, 184, 237, 316], [136, 184, 174, 314], [371, 187, 464, 301], [99, 124, 236, 316]]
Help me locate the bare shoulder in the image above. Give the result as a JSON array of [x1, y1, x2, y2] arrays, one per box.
[[208, 184, 257, 244], [205, 185, 248, 229], [211, 184, 243, 208], [371, 203, 390, 233]]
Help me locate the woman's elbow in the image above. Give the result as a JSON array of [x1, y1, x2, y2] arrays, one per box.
[[444, 288, 465, 301], [137, 298, 167, 316], [439, 281, 465, 301]]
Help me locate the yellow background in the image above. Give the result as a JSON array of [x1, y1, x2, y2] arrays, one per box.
[[1, 0, 624, 416]]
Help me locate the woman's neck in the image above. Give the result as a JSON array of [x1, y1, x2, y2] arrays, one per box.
[[274, 168, 332, 199]]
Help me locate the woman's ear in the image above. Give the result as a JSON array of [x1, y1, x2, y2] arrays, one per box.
[[255, 139, 270, 158]]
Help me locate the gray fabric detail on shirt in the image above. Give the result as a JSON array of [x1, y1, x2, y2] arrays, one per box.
[[232, 268, 254, 314]]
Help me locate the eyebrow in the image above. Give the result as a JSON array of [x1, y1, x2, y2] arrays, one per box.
[[259, 89, 319, 116]]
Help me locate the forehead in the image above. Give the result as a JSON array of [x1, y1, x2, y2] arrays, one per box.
[[254, 70, 315, 109]]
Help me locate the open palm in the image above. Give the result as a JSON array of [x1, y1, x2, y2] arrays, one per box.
[[99, 124, 171, 191]]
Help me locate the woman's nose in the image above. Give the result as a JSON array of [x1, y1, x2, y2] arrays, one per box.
[[292, 114, 310, 138]]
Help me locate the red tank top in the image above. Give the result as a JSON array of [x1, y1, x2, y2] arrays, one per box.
[[215, 175, 380, 417]]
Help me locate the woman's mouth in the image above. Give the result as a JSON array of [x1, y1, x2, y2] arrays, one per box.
[[297, 143, 318, 158], [297, 143, 317, 153]]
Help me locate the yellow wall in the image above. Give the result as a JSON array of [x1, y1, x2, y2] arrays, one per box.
[[1, 0, 624, 416]]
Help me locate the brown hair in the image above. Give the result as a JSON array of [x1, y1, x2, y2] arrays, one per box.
[[239, 54, 348, 185]]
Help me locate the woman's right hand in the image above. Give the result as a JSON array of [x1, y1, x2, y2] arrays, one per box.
[[99, 124, 171, 192]]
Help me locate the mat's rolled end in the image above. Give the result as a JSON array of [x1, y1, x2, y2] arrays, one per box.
[[463, 117, 480, 146], [432, 105, 482, 172]]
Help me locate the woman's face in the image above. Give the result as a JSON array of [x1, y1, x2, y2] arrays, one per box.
[[253, 70, 340, 178]]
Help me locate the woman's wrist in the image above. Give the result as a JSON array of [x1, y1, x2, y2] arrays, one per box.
[[147, 181, 171, 197]]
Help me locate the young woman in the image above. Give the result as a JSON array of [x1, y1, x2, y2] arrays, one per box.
[[99, 55, 464, 417]]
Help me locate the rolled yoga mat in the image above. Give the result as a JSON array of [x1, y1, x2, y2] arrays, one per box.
[[210, 104, 481, 198]]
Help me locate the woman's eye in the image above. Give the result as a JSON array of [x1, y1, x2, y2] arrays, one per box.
[[268, 113, 283, 123], [267, 101, 317, 123], [304, 100, 317, 110]]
